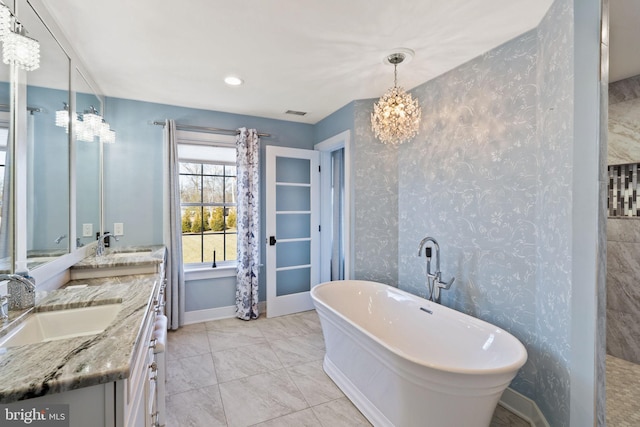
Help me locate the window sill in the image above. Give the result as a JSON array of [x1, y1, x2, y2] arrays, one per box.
[[184, 262, 236, 281]]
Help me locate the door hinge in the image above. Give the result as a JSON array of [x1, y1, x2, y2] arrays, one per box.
[[318, 165, 321, 173], [319, 225, 321, 232]]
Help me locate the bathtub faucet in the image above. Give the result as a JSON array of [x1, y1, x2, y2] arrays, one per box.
[[418, 237, 455, 303]]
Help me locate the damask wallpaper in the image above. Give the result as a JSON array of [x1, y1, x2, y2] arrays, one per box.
[[350, 0, 574, 425]]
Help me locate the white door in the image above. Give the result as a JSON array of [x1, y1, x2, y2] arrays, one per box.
[[266, 146, 320, 317]]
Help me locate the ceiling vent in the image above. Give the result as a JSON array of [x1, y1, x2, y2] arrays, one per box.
[[285, 110, 307, 116]]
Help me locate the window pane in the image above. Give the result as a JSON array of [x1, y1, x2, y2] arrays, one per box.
[[203, 164, 224, 176], [182, 234, 203, 264], [225, 165, 236, 176], [203, 231, 237, 262], [180, 174, 201, 203], [203, 176, 224, 203], [226, 206, 237, 231], [225, 177, 236, 203], [179, 162, 201, 175]]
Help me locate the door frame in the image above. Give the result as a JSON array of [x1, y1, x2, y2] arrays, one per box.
[[315, 130, 353, 283], [265, 145, 320, 317]]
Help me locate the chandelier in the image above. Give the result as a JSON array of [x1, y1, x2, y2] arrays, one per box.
[[371, 52, 421, 145]]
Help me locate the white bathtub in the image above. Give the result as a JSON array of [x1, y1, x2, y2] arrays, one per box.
[[310, 280, 528, 427]]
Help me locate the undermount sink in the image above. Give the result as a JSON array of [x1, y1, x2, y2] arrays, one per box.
[[0, 304, 122, 348]]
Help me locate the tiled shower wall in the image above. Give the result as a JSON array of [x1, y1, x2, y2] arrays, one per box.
[[607, 74, 640, 363]]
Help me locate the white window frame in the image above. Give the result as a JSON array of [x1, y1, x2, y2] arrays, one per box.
[[177, 130, 237, 279]]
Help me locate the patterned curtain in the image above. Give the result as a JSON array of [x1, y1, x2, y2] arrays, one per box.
[[163, 119, 185, 329], [236, 128, 260, 320]]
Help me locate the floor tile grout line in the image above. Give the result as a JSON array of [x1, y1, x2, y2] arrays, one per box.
[[216, 382, 231, 427]]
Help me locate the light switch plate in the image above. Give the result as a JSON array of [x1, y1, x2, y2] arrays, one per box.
[[82, 223, 93, 237], [114, 223, 124, 236]]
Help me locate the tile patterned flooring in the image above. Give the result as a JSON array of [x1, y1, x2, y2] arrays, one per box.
[[166, 310, 531, 427], [606, 355, 640, 427]]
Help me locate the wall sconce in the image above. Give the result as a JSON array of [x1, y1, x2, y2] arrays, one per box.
[[0, 2, 40, 72], [72, 105, 116, 143]]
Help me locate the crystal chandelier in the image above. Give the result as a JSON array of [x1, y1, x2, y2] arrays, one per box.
[[371, 52, 421, 145]]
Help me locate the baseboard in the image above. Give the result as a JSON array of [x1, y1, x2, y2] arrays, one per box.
[[499, 387, 550, 427], [184, 301, 267, 324]]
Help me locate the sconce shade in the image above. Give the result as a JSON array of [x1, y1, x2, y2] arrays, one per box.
[[99, 121, 116, 144], [0, 5, 10, 39], [55, 103, 69, 132], [2, 30, 40, 71]]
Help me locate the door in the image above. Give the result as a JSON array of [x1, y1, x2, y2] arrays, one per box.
[[266, 146, 320, 317]]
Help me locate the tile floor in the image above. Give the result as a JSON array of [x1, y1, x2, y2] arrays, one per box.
[[606, 354, 640, 427], [166, 310, 530, 427]]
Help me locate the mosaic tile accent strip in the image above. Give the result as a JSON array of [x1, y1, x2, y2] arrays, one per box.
[[609, 163, 640, 217]]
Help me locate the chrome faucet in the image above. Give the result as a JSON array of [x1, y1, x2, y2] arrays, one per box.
[[0, 274, 36, 311], [54, 234, 67, 244], [418, 237, 455, 303], [96, 233, 120, 257]]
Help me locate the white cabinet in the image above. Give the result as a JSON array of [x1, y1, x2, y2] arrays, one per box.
[[116, 277, 165, 427], [19, 278, 166, 427]]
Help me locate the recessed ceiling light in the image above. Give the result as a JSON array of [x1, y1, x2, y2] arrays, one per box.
[[224, 76, 243, 86]]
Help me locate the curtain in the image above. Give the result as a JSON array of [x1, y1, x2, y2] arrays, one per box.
[[235, 128, 260, 320], [163, 119, 185, 330]]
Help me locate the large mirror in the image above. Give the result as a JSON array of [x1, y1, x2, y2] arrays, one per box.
[[22, 0, 71, 269], [75, 70, 101, 249]]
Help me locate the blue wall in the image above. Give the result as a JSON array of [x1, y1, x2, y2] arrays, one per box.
[[102, 97, 315, 305], [27, 86, 70, 252], [313, 101, 355, 144]]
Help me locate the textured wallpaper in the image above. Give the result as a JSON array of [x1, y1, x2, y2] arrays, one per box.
[[533, 0, 573, 423], [350, 0, 573, 425], [353, 100, 399, 286], [396, 29, 540, 394]]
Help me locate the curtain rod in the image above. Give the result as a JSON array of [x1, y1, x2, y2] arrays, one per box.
[[152, 121, 270, 138]]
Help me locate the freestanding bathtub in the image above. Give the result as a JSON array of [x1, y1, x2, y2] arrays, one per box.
[[310, 280, 527, 427]]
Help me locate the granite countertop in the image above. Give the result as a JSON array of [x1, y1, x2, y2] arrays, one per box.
[[0, 273, 160, 403], [71, 245, 165, 270]]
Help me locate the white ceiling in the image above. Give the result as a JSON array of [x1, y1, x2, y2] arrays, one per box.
[[41, 0, 554, 124]]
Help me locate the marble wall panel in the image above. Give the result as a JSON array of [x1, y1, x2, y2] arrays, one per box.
[[608, 98, 640, 165]]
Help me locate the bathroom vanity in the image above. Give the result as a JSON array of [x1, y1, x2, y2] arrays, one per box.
[[0, 247, 166, 427]]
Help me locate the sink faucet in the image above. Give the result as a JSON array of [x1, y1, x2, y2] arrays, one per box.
[[418, 237, 455, 303], [54, 234, 67, 244], [96, 233, 120, 257], [0, 274, 36, 311]]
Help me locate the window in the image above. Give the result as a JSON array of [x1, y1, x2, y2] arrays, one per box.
[[177, 132, 237, 266]]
